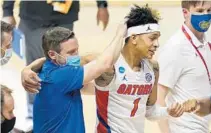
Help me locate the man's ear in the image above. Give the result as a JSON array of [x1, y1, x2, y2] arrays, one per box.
[[48, 50, 57, 60], [130, 34, 137, 45], [182, 8, 189, 20]]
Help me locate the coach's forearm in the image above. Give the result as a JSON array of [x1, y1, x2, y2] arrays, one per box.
[[82, 24, 126, 84], [97, 32, 124, 70], [80, 53, 100, 66], [26, 57, 46, 72]]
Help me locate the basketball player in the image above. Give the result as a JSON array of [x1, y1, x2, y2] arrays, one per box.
[[94, 5, 185, 133]]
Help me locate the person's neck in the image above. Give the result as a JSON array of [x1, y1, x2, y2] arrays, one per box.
[[121, 45, 143, 71], [185, 22, 205, 43], [50, 59, 60, 66]]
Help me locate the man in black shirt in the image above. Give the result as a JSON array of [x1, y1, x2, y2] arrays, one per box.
[[2, 1, 109, 65]]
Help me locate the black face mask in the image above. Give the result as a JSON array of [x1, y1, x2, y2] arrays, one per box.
[[1, 117, 16, 133]]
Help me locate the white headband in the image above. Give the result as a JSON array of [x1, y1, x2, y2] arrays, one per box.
[[126, 23, 160, 38]]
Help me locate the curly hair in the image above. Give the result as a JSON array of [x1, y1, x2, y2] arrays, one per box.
[[125, 4, 161, 43], [125, 4, 161, 28]]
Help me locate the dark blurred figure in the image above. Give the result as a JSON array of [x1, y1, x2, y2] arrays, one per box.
[[1, 85, 16, 133]]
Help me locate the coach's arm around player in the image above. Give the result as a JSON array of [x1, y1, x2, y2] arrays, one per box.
[[21, 54, 99, 95]]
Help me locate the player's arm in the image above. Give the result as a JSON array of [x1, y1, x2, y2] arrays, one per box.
[[145, 60, 169, 121], [146, 60, 159, 106], [156, 84, 171, 133], [145, 60, 184, 121], [83, 23, 126, 85]]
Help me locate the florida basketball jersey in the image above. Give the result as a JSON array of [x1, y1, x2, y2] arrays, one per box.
[[95, 54, 155, 133]]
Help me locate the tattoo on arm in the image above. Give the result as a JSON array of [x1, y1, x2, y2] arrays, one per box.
[[95, 69, 115, 87], [146, 96, 151, 106], [146, 90, 156, 106], [151, 61, 159, 82]]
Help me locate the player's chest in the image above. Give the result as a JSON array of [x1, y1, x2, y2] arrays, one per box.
[[111, 66, 155, 97]]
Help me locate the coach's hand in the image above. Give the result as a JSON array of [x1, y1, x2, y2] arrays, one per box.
[[182, 99, 198, 113], [194, 98, 211, 117], [21, 68, 41, 93], [167, 103, 184, 117], [183, 98, 211, 117]]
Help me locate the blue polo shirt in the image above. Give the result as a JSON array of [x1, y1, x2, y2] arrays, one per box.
[[33, 59, 85, 133]]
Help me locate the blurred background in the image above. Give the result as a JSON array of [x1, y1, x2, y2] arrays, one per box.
[[1, 0, 211, 133]]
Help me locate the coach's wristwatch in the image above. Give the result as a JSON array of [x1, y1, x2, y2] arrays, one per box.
[[97, 1, 108, 8]]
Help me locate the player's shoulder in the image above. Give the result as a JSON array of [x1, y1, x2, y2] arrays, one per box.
[[95, 67, 115, 87], [148, 59, 159, 77]]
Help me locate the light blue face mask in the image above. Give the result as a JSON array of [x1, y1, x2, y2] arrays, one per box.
[[191, 14, 211, 32], [0, 48, 13, 65], [55, 53, 81, 66], [66, 55, 81, 66]]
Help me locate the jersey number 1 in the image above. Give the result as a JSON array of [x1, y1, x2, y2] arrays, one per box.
[[130, 98, 141, 117]]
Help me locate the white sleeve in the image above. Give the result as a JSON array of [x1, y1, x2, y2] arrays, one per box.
[[158, 46, 184, 89], [145, 104, 169, 121]]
